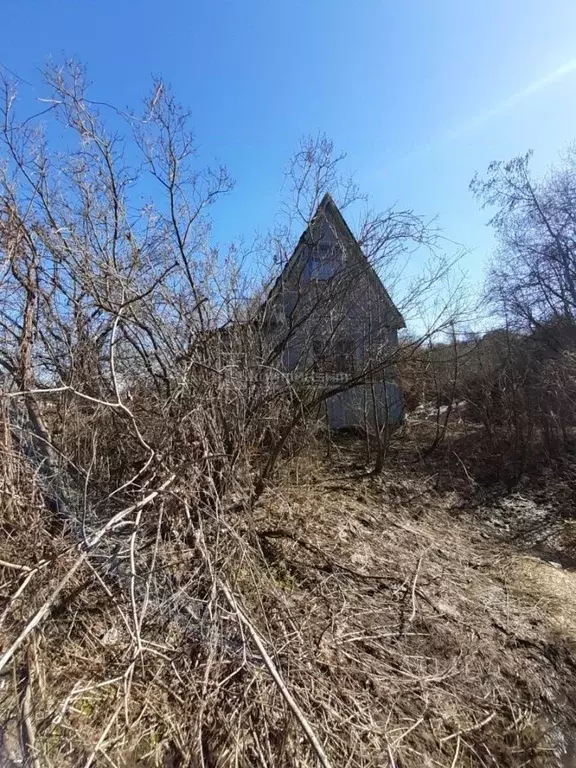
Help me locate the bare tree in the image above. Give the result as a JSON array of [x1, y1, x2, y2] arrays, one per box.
[[471, 148, 576, 332]]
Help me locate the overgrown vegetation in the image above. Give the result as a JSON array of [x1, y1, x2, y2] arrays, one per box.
[[2, 61, 576, 767], [400, 148, 576, 487]]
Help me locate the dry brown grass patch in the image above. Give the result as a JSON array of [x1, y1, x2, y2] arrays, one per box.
[[2, 437, 576, 766]]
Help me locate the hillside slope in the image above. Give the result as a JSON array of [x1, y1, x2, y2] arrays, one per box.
[[2, 443, 576, 767], [252, 457, 576, 767]]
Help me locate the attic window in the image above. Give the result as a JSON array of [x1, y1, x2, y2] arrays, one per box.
[[305, 243, 336, 281]]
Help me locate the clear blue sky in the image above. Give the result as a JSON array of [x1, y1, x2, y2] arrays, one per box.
[[3, 0, 576, 293]]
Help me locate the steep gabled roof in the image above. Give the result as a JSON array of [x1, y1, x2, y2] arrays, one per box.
[[264, 193, 405, 330]]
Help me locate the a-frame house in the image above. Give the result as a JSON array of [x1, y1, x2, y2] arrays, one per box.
[[261, 193, 405, 429]]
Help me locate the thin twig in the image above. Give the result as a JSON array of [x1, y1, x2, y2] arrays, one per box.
[[440, 712, 496, 743], [0, 568, 38, 628], [20, 654, 41, 768], [219, 578, 334, 768], [449, 734, 461, 768], [0, 558, 34, 572], [0, 476, 175, 674], [82, 699, 123, 768], [408, 547, 429, 623], [0, 553, 86, 675]]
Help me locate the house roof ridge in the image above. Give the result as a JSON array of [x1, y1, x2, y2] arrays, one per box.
[[262, 194, 406, 330]]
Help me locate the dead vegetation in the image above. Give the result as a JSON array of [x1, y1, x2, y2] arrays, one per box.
[[3, 426, 576, 767], [0, 62, 461, 768], [3, 61, 576, 768]]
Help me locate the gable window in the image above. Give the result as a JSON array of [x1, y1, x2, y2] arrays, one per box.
[[305, 243, 337, 281]]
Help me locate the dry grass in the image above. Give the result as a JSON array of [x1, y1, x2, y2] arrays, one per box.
[[2, 434, 576, 767]]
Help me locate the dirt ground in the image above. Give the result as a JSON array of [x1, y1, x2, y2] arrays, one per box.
[[260, 439, 576, 766]]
